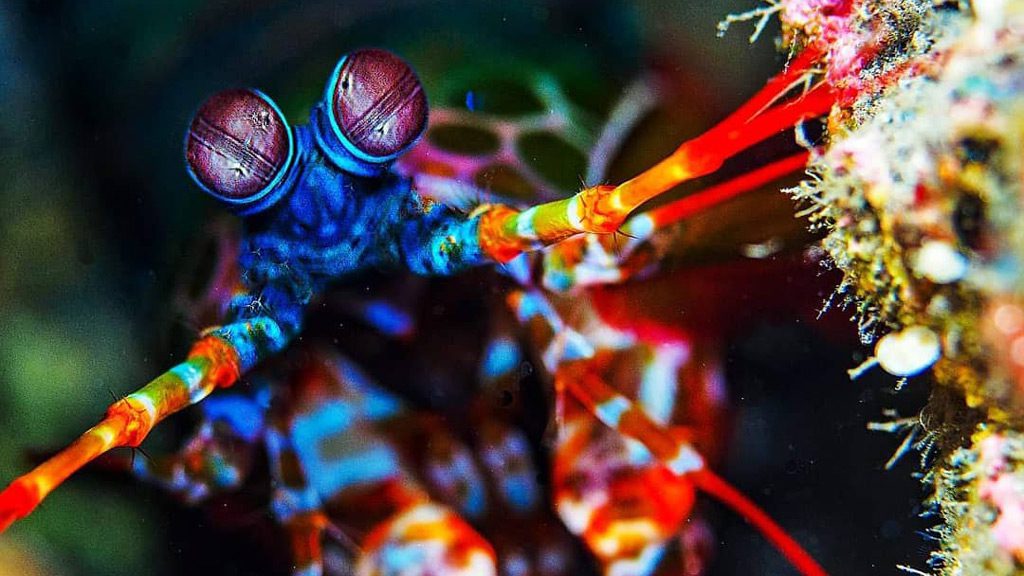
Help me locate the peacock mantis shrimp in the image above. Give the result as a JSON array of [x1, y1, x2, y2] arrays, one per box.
[[0, 39, 838, 575]]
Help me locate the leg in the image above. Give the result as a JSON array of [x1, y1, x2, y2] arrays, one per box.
[[0, 315, 288, 532], [265, 418, 327, 576], [127, 392, 264, 503], [287, 512, 329, 576], [556, 366, 705, 476]]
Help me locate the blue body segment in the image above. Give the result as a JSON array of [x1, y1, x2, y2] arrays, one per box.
[[486, 430, 539, 514], [226, 123, 485, 344], [361, 300, 415, 337], [480, 336, 522, 381], [202, 393, 266, 442], [265, 424, 323, 521], [424, 443, 490, 520]]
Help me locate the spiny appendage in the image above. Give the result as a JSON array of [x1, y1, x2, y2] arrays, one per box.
[[642, 150, 811, 229], [540, 150, 812, 292], [475, 45, 833, 264], [0, 335, 242, 532]]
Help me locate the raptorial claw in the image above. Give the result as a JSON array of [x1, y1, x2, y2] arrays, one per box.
[[474, 45, 833, 265], [541, 150, 812, 292]]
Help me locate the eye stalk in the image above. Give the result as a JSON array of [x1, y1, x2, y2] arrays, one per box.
[[316, 48, 428, 173], [185, 88, 295, 215]]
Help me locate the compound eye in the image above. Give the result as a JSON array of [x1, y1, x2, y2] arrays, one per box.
[[185, 88, 293, 207], [328, 48, 428, 161]]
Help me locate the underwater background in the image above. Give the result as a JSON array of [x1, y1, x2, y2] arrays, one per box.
[[0, 1, 932, 574]]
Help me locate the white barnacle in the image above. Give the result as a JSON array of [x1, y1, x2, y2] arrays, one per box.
[[875, 326, 941, 377], [913, 240, 968, 284]]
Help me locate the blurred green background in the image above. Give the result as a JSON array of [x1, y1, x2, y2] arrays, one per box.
[[0, 1, 932, 574]]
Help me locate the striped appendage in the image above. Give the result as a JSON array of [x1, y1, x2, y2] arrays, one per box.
[[558, 367, 705, 476], [475, 45, 831, 263], [551, 344, 709, 576], [541, 150, 811, 291], [0, 317, 288, 533], [507, 287, 828, 576], [560, 366, 827, 576], [554, 418, 697, 575]]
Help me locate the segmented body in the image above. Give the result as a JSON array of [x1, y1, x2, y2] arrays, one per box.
[[119, 60, 728, 574], [147, 65, 720, 574], [0, 41, 835, 576]]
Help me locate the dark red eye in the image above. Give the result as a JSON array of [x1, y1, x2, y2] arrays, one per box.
[[328, 48, 428, 160], [185, 88, 292, 204]]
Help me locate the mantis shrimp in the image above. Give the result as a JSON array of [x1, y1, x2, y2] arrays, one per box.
[[0, 42, 836, 575]]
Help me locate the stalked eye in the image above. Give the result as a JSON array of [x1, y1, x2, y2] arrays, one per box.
[[326, 48, 428, 161], [185, 88, 293, 211]]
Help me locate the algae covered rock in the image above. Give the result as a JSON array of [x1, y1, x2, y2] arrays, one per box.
[[740, 0, 1024, 572]]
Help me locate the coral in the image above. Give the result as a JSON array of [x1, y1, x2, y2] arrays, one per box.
[[938, 428, 1024, 575], [740, 0, 1024, 572]]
